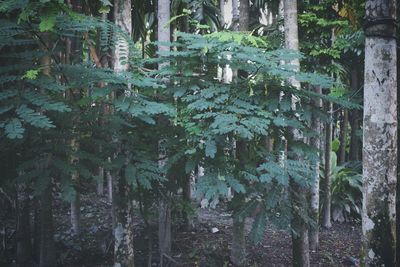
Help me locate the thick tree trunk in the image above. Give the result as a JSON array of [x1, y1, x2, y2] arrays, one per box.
[[322, 102, 332, 229], [16, 183, 32, 267], [283, 0, 310, 266], [338, 109, 348, 165], [309, 86, 322, 251], [232, 0, 239, 31], [362, 1, 397, 265], [239, 0, 250, 31]]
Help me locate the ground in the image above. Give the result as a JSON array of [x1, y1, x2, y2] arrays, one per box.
[[1, 191, 361, 267]]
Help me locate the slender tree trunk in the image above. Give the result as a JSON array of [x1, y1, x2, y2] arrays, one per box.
[[182, 170, 193, 231], [70, 184, 81, 235], [70, 140, 81, 236], [157, 1, 172, 265], [39, 180, 55, 267], [349, 69, 360, 162], [16, 183, 32, 267], [362, 1, 397, 265], [231, 212, 246, 266], [309, 86, 322, 251], [113, 1, 134, 266], [322, 102, 332, 228], [97, 166, 104, 196], [283, 0, 310, 266], [338, 109, 348, 165], [32, 196, 40, 262]]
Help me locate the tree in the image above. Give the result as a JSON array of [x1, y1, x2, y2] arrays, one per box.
[[157, 0, 172, 264], [283, 0, 310, 265], [113, 1, 135, 266], [362, 0, 397, 265]]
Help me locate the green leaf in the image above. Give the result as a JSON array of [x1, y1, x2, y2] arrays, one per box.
[[205, 139, 217, 158], [4, 118, 24, 139], [39, 15, 56, 32]]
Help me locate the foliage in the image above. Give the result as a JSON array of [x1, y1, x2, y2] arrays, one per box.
[[321, 152, 362, 222]]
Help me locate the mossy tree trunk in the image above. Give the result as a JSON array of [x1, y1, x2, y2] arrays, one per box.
[[362, 0, 397, 265]]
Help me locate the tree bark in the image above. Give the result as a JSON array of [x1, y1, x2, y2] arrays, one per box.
[[232, 0, 239, 31], [97, 166, 104, 196], [338, 109, 348, 165], [309, 86, 322, 251], [322, 102, 332, 229], [349, 69, 360, 162], [16, 183, 32, 267], [283, 0, 310, 266], [157, 0, 172, 265], [239, 0, 250, 31], [70, 140, 81, 236], [39, 180, 55, 267], [113, 1, 135, 266], [362, 1, 397, 265]]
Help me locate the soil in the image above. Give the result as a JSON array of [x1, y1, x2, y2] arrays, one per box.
[[0, 191, 361, 267]]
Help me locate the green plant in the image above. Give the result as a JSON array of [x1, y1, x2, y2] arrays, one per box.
[[321, 152, 362, 222]]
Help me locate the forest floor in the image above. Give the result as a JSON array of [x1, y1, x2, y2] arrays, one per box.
[[1, 191, 361, 267]]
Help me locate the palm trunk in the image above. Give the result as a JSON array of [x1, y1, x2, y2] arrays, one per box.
[[283, 0, 310, 266], [322, 102, 332, 228], [362, 1, 397, 265]]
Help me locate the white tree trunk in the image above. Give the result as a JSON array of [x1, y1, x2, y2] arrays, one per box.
[[309, 86, 322, 251], [283, 0, 310, 266], [113, 1, 134, 266], [362, 1, 397, 265]]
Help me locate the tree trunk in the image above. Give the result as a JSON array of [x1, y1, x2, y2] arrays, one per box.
[[16, 183, 32, 267], [349, 69, 360, 162], [322, 102, 332, 229], [309, 86, 322, 251], [39, 181, 55, 267], [239, 0, 250, 31], [232, 0, 239, 31], [157, 1, 172, 265], [362, 1, 397, 265], [70, 184, 81, 235], [70, 140, 81, 236], [113, 1, 135, 266], [338, 109, 348, 165], [231, 213, 246, 266], [97, 166, 104, 196], [283, 0, 310, 266]]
